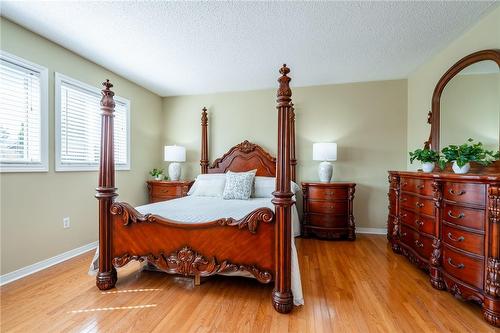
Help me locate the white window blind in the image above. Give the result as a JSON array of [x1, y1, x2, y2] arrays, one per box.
[[0, 52, 48, 172], [55, 73, 130, 171]]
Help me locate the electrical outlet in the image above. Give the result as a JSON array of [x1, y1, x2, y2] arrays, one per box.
[[63, 217, 70, 229]]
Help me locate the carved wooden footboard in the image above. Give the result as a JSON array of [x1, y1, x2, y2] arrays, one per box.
[[109, 203, 275, 283]]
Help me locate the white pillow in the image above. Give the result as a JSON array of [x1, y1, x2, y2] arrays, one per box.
[[191, 179, 226, 197], [252, 176, 301, 198], [222, 170, 256, 200], [187, 173, 226, 196]]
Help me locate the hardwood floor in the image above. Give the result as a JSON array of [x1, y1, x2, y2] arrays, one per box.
[[0, 235, 494, 332]]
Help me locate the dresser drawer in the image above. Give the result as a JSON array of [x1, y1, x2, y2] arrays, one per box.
[[400, 194, 434, 216], [443, 182, 486, 206], [413, 233, 433, 261], [442, 247, 484, 289], [401, 177, 434, 196], [306, 214, 348, 229], [442, 223, 484, 256], [307, 200, 347, 214], [399, 225, 432, 260], [151, 185, 179, 197], [400, 209, 435, 236], [442, 202, 485, 231], [307, 186, 348, 200]]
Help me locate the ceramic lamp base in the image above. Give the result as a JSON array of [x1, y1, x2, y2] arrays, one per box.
[[168, 162, 182, 181], [318, 161, 333, 183]]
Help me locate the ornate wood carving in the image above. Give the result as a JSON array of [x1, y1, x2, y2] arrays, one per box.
[[208, 140, 276, 176], [486, 258, 500, 298], [111, 202, 274, 234], [426, 49, 500, 152], [200, 107, 209, 174], [113, 246, 272, 284], [272, 64, 294, 314], [95, 80, 118, 291]]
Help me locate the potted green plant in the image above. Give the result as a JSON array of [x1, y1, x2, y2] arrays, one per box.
[[409, 148, 440, 173], [149, 168, 164, 180], [439, 138, 500, 174]]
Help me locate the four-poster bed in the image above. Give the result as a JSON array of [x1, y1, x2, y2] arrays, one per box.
[[95, 65, 299, 313]]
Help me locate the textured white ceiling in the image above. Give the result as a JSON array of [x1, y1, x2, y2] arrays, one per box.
[[1, 1, 497, 96]]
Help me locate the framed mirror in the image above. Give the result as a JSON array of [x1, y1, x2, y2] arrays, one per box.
[[425, 49, 500, 152]]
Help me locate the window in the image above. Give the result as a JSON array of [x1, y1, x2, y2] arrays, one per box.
[[0, 51, 48, 172], [55, 73, 130, 171]]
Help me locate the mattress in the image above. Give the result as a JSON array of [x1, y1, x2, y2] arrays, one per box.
[[89, 196, 304, 306]]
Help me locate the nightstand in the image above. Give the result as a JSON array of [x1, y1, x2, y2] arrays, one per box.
[[146, 180, 194, 203], [301, 182, 356, 240]]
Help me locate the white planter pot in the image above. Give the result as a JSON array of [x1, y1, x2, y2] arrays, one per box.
[[421, 162, 435, 173], [155, 174, 163, 181], [452, 161, 470, 174]]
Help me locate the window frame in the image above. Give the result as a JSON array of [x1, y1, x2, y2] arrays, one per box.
[[0, 50, 49, 173], [55, 72, 131, 172]]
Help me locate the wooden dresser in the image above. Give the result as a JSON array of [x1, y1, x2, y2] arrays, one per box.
[[388, 171, 500, 326], [301, 182, 356, 240], [147, 180, 193, 203]]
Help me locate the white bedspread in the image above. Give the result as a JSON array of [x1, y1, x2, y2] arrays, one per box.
[[90, 196, 304, 306]]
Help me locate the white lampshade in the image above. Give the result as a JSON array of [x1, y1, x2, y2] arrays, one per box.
[[164, 145, 186, 162], [313, 143, 337, 161]]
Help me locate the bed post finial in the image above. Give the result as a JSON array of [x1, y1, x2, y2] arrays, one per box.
[[201, 107, 209, 174], [95, 79, 118, 290], [272, 65, 294, 313]]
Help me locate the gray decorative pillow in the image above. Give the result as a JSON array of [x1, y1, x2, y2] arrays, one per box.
[[222, 171, 256, 200]]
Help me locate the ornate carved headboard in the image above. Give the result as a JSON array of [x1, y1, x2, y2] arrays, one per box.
[[208, 140, 276, 176], [199, 107, 296, 179]]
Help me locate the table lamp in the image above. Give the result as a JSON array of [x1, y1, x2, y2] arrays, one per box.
[[164, 145, 186, 181], [313, 142, 337, 182]]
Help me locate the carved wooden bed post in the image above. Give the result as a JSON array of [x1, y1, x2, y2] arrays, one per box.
[[200, 107, 209, 174], [272, 64, 294, 313], [290, 102, 296, 182], [95, 80, 118, 290]]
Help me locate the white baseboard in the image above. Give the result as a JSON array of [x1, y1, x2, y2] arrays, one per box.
[[356, 227, 387, 235], [0, 241, 98, 286]]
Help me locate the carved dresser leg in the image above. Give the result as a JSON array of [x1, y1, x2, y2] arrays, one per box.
[[96, 267, 117, 290], [483, 297, 500, 327]]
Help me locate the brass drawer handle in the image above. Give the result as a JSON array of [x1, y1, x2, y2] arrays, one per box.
[[447, 232, 464, 242], [447, 258, 464, 269], [401, 198, 408, 202], [325, 191, 334, 196], [401, 213, 408, 218], [447, 211, 465, 219], [415, 220, 424, 227], [401, 232, 407, 237], [402, 182, 408, 187], [414, 240, 424, 248], [449, 189, 466, 196], [416, 184, 425, 190], [415, 202, 424, 208]]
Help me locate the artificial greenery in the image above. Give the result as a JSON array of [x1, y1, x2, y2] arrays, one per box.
[[439, 138, 500, 169], [149, 168, 164, 178], [409, 148, 440, 164]]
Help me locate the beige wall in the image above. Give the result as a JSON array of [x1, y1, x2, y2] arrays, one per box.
[[441, 73, 499, 150], [407, 5, 500, 169], [0, 18, 163, 275], [162, 80, 408, 230]]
